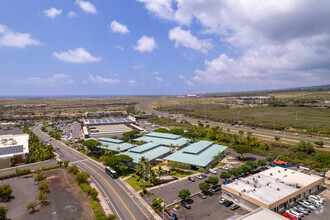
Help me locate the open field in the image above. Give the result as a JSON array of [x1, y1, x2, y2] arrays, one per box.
[[0, 97, 152, 117], [152, 98, 330, 135]]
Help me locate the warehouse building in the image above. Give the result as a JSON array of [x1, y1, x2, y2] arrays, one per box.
[[133, 132, 189, 148], [119, 142, 171, 165], [222, 166, 324, 212], [0, 134, 29, 168], [164, 140, 227, 170], [82, 117, 141, 139]]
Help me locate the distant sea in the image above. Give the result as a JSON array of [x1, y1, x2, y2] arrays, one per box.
[[0, 94, 160, 98]]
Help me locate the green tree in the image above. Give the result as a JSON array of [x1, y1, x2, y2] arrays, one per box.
[[64, 160, 70, 167], [314, 141, 324, 147], [104, 214, 117, 220], [0, 184, 12, 201], [178, 189, 191, 201], [151, 197, 164, 212], [89, 188, 98, 200], [274, 136, 281, 142], [26, 202, 37, 213], [169, 128, 184, 135], [245, 161, 259, 169], [240, 165, 252, 173], [233, 145, 252, 158], [0, 206, 8, 220], [208, 177, 219, 185], [82, 139, 101, 152], [257, 159, 267, 166], [199, 182, 210, 193], [38, 182, 49, 192], [220, 171, 231, 181], [122, 130, 140, 141], [37, 193, 48, 204], [198, 168, 205, 174], [290, 141, 315, 154], [35, 173, 46, 182], [67, 165, 79, 175], [156, 163, 164, 182], [104, 155, 133, 170], [238, 130, 244, 136], [266, 156, 274, 163], [153, 128, 168, 133], [57, 161, 63, 167], [75, 172, 90, 184]]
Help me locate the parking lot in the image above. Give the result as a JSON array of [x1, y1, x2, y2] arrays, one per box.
[[0, 176, 37, 219], [303, 198, 329, 220], [169, 193, 248, 220]]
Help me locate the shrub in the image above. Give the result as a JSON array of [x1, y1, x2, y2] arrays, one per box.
[[42, 165, 59, 171], [34, 173, 46, 182], [151, 197, 164, 212], [0, 184, 12, 201], [67, 165, 79, 175], [26, 202, 37, 213], [178, 189, 190, 200], [38, 182, 49, 192], [75, 172, 90, 184], [16, 168, 31, 175], [89, 188, 98, 200], [79, 183, 91, 194], [37, 193, 48, 204], [64, 160, 70, 167], [0, 206, 8, 219]]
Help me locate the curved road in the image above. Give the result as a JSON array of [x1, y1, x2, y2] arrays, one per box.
[[31, 125, 153, 220], [136, 100, 330, 147]]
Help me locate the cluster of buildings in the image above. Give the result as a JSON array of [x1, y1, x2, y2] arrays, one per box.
[[236, 96, 271, 105], [0, 134, 29, 168]]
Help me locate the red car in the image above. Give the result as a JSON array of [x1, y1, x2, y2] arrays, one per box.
[[282, 212, 298, 220], [243, 174, 250, 178]]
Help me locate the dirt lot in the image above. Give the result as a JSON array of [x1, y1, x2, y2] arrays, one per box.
[[22, 168, 94, 220]]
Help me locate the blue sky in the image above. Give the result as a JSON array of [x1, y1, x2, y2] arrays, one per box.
[[1, 0, 329, 97]]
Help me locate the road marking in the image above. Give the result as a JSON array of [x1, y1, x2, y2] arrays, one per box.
[[81, 162, 136, 220]]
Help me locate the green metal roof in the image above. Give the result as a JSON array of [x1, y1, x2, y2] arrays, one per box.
[[87, 137, 134, 152], [98, 137, 124, 144], [133, 132, 189, 147], [164, 140, 227, 167], [119, 142, 171, 163]]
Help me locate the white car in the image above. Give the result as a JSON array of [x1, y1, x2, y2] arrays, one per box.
[[209, 169, 217, 174], [195, 174, 203, 179]]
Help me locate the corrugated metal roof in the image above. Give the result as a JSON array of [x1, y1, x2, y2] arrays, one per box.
[[164, 141, 227, 167], [133, 133, 189, 147], [98, 137, 124, 144], [145, 132, 180, 140], [119, 144, 171, 163]]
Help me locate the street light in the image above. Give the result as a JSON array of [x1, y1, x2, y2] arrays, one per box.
[[317, 131, 321, 141], [283, 127, 290, 140]]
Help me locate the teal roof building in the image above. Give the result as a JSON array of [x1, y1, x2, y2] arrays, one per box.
[[87, 137, 135, 152], [133, 132, 189, 147], [164, 140, 227, 168], [119, 142, 171, 164]]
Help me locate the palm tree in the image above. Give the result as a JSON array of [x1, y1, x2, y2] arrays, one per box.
[[156, 163, 164, 182]]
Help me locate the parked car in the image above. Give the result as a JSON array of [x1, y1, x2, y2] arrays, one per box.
[[230, 204, 240, 210], [319, 172, 325, 177], [224, 201, 233, 207], [205, 179, 210, 184], [282, 212, 299, 220], [293, 206, 308, 215], [181, 200, 191, 209], [219, 198, 227, 205], [198, 193, 206, 199], [195, 174, 203, 179], [251, 127, 256, 130], [212, 185, 222, 192], [172, 205, 180, 212], [209, 169, 217, 174], [188, 176, 195, 182], [243, 174, 250, 178]]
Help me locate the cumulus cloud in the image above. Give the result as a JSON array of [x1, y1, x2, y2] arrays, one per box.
[[139, 0, 330, 86], [137, 0, 174, 20], [68, 11, 78, 18], [134, 35, 156, 52], [44, 8, 62, 19], [178, 74, 193, 86], [87, 74, 120, 84], [110, 21, 130, 34], [76, 0, 97, 14], [155, 76, 163, 82], [152, 71, 160, 75], [133, 63, 144, 69], [169, 26, 213, 53], [53, 47, 101, 63], [0, 24, 40, 48]]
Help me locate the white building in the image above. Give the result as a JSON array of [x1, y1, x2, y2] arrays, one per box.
[[0, 134, 29, 168]]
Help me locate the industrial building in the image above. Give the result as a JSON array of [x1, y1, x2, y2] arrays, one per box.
[[164, 140, 227, 170], [236, 96, 271, 105], [222, 166, 324, 212], [82, 116, 141, 139], [0, 134, 29, 168], [133, 132, 189, 147], [119, 142, 172, 165]]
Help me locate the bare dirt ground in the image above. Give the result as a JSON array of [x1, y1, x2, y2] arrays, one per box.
[[22, 168, 95, 220]]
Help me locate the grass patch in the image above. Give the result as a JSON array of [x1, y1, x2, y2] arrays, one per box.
[[119, 168, 135, 178], [126, 176, 143, 192], [170, 170, 196, 178]]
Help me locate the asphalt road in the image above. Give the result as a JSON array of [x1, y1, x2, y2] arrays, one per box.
[[30, 125, 153, 220], [136, 100, 330, 147]]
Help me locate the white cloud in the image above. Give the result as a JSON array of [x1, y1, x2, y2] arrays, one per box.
[[76, 0, 97, 14], [115, 45, 124, 51], [169, 26, 213, 53], [137, 0, 174, 20], [178, 75, 185, 79], [14, 74, 74, 85], [68, 11, 78, 18], [178, 74, 193, 86], [152, 71, 160, 75], [110, 21, 130, 34], [139, 0, 330, 86], [133, 63, 144, 69], [53, 48, 101, 63], [127, 79, 138, 86], [155, 76, 163, 82], [44, 8, 62, 19], [88, 74, 120, 84], [0, 24, 40, 48], [134, 35, 156, 52]]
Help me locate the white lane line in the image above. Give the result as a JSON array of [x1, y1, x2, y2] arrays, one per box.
[[78, 166, 122, 220]]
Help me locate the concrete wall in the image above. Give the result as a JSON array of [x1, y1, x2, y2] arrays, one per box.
[[0, 157, 11, 169]]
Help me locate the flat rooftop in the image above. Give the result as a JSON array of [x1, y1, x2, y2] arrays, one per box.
[[164, 140, 227, 167], [84, 118, 133, 125], [133, 132, 189, 147], [236, 207, 287, 220], [0, 134, 29, 158], [224, 167, 323, 205], [119, 142, 171, 163]]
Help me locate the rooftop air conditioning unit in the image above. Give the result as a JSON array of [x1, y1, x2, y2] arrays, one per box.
[[243, 189, 246, 192], [284, 169, 287, 171], [277, 188, 280, 191], [284, 175, 287, 177], [258, 175, 261, 178], [246, 180, 250, 184], [270, 173, 273, 176], [278, 170, 281, 173]]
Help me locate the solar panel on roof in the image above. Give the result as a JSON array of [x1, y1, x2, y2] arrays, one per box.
[[108, 118, 115, 123], [115, 118, 125, 122], [101, 119, 108, 123], [95, 119, 102, 123], [89, 120, 95, 124], [0, 145, 24, 156]]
